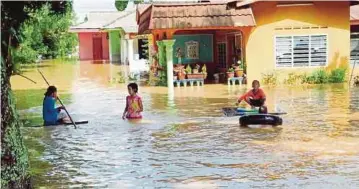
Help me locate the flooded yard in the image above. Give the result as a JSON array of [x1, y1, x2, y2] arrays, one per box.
[[12, 61, 359, 188]]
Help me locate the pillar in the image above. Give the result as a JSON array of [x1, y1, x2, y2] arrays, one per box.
[[163, 39, 176, 90], [127, 39, 134, 65]]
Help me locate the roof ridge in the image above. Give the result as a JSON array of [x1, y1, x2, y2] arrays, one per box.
[[153, 14, 252, 18], [102, 10, 136, 28], [87, 11, 128, 13], [152, 3, 227, 6]]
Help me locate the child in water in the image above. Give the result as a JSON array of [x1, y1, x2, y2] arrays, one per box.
[[43, 86, 68, 125], [236, 80, 268, 113], [122, 83, 143, 119]]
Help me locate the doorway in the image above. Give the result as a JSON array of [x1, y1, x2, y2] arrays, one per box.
[[227, 32, 243, 67], [93, 37, 103, 60]]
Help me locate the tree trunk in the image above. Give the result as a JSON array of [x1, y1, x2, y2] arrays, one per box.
[[1, 35, 32, 189]]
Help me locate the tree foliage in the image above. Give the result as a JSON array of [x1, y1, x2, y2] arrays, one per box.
[[13, 4, 77, 64], [115, 0, 144, 11], [1, 2, 71, 188]]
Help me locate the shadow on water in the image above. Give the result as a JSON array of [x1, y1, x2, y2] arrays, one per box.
[[11, 61, 359, 188]]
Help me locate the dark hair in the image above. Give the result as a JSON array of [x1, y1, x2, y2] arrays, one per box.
[[127, 83, 138, 93], [44, 86, 57, 96], [252, 80, 260, 87]]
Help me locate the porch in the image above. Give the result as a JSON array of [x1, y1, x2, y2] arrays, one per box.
[[137, 2, 256, 87]]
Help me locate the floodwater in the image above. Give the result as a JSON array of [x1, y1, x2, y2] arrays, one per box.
[[12, 61, 359, 188]]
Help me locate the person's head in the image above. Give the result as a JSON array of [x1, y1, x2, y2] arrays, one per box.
[[127, 83, 138, 95], [44, 86, 57, 98], [252, 80, 260, 90]]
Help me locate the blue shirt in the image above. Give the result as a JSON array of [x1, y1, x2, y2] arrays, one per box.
[[43, 96, 58, 125]]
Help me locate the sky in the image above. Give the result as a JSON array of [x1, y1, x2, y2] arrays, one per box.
[[73, 0, 200, 21], [73, 0, 117, 22], [73, 0, 200, 23]]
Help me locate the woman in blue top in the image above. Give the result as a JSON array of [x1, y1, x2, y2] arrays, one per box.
[[43, 86, 68, 125]]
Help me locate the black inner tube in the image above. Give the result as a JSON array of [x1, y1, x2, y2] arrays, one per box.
[[240, 114, 282, 126]]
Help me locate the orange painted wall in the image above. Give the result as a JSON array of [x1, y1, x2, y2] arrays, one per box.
[[245, 1, 351, 84]]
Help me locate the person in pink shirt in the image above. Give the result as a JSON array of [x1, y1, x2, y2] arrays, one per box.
[[123, 83, 143, 119]]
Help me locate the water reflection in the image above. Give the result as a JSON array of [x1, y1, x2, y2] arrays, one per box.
[[11, 61, 359, 188]]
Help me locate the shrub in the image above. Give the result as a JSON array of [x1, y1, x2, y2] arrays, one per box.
[[328, 68, 346, 83], [283, 73, 305, 85], [262, 71, 278, 85], [301, 69, 328, 84]]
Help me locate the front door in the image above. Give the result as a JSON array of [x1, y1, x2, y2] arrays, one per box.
[[227, 33, 243, 67], [93, 37, 103, 60]]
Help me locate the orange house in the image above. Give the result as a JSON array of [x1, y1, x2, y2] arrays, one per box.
[[137, 0, 358, 85]]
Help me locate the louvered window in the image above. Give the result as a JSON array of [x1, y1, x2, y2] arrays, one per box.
[[351, 33, 359, 65], [275, 35, 327, 67]]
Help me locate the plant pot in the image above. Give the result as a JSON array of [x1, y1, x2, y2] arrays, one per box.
[[193, 69, 199, 74], [203, 73, 207, 79], [235, 69, 244, 77], [178, 72, 185, 80], [226, 72, 234, 78], [187, 73, 204, 79]]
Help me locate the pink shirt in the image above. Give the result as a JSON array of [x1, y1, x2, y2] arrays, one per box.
[[126, 95, 143, 119]]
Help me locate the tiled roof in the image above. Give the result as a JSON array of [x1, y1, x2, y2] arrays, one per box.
[[137, 3, 255, 34], [71, 11, 138, 33], [351, 4, 359, 25], [103, 11, 138, 33]]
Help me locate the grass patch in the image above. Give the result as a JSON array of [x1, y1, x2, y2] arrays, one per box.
[[13, 88, 71, 110]]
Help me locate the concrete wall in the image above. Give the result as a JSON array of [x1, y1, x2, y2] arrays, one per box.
[[109, 30, 121, 62], [245, 1, 351, 83], [78, 32, 110, 61]]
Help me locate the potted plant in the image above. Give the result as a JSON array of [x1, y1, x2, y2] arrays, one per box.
[[227, 67, 235, 78], [173, 71, 178, 81], [193, 64, 200, 74], [234, 60, 244, 77], [202, 64, 207, 79], [177, 66, 186, 80]]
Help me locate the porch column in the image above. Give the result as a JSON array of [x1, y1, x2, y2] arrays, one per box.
[[127, 39, 134, 65], [121, 38, 127, 64], [163, 39, 176, 89]]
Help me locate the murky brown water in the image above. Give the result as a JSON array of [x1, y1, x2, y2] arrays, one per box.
[[12, 61, 359, 188]]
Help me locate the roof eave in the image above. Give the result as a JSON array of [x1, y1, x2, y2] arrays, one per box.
[[351, 20, 359, 25]]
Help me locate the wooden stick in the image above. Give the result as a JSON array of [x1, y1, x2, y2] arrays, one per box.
[[38, 69, 77, 129], [14, 73, 37, 84]]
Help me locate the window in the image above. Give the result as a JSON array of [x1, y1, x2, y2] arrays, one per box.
[[185, 41, 199, 59], [275, 34, 327, 67], [351, 33, 359, 65], [217, 43, 226, 68]]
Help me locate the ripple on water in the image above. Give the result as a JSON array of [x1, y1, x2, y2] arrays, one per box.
[[16, 63, 359, 188]]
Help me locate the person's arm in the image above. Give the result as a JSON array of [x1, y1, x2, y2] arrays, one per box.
[[237, 90, 250, 103], [122, 97, 129, 119], [137, 97, 143, 113]]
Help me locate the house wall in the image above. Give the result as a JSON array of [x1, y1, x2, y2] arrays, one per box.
[[245, 1, 351, 84], [351, 26, 359, 77], [101, 33, 110, 60], [172, 34, 214, 64], [79, 33, 93, 60], [109, 30, 121, 62], [78, 32, 110, 61]]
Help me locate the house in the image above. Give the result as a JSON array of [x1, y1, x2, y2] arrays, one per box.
[[137, 0, 358, 86], [70, 11, 150, 73], [351, 4, 359, 76]]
